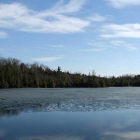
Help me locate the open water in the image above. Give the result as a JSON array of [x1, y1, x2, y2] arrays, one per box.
[[0, 87, 140, 140]]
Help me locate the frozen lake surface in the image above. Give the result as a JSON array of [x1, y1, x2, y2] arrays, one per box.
[[1, 87, 140, 140]]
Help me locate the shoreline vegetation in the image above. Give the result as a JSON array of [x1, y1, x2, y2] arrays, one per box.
[[0, 57, 140, 89]]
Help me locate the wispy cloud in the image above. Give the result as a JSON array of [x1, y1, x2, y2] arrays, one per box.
[[0, 1, 89, 34], [105, 0, 140, 9], [80, 48, 105, 52], [110, 65, 115, 67], [101, 24, 140, 38], [87, 41, 110, 48], [20, 50, 29, 53], [110, 40, 125, 46], [0, 32, 8, 39], [0, 48, 11, 51], [47, 45, 64, 48], [42, 0, 87, 14], [83, 39, 137, 52], [127, 46, 137, 51], [82, 40, 112, 51], [87, 14, 106, 22], [32, 56, 63, 62], [110, 40, 137, 51], [79, 40, 113, 52]]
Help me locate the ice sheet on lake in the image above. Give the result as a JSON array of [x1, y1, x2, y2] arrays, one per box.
[[1, 87, 140, 114]]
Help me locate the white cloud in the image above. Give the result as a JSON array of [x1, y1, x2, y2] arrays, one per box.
[[105, 0, 140, 8], [101, 23, 140, 38], [46, 0, 86, 14], [87, 14, 106, 22], [32, 56, 63, 62], [0, 1, 89, 34], [0, 32, 8, 39]]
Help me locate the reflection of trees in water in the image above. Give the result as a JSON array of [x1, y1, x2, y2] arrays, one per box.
[[0, 109, 21, 117], [57, 102, 61, 109], [0, 101, 62, 116]]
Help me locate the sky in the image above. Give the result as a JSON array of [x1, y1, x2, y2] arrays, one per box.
[[1, 0, 140, 76]]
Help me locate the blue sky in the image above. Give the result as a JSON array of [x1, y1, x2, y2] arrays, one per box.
[[1, 0, 140, 76]]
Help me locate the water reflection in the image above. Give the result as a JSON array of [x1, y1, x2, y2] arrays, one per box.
[[0, 109, 21, 117], [102, 131, 140, 139], [0, 110, 140, 140], [1, 88, 140, 139], [0, 129, 5, 138], [18, 133, 140, 140], [19, 135, 85, 140], [112, 119, 138, 130]]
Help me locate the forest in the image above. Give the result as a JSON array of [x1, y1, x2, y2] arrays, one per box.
[[0, 57, 140, 88]]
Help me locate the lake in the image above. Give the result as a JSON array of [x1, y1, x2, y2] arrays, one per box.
[[0, 87, 140, 140]]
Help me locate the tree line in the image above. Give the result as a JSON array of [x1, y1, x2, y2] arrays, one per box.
[[0, 57, 140, 88]]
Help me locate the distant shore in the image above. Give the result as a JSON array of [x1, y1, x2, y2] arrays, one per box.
[[1, 57, 139, 89]]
